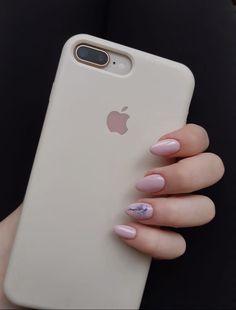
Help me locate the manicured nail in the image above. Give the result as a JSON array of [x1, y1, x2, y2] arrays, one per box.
[[150, 139, 180, 156], [136, 174, 165, 193], [126, 203, 153, 220], [113, 225, 136, 239]]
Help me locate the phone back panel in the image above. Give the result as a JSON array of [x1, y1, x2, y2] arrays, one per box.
[[4, 34, 194, 309]]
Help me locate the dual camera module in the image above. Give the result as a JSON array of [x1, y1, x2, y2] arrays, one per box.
[[74, 44, 132, 75]]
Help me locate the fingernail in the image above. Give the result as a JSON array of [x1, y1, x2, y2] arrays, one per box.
[[126, 203, 153, 220], [113, 225, 137, 239], [136, 174, 165, 193], [150, 139, 180, 156]]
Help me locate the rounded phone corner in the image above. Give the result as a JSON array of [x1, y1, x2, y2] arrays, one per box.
[[3, 279, 36, 309], [3, 278, 20, 307], [63, 33, 96, 49], [178, 63, 195, 89]]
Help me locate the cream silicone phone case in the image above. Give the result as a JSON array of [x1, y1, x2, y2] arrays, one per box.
[[4, 34, 194, 309]]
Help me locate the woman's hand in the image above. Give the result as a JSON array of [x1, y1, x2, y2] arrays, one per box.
[[113, 124, 225, 259], [0, 123, 225, 307]]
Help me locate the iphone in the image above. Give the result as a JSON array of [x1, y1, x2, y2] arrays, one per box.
[[4, 34, 194, 309]]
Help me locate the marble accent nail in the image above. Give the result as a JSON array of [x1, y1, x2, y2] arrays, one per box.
[[126, 203, 153, 220]]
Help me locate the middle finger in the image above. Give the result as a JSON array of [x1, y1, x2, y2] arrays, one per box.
[[135, 152, 224, 195]]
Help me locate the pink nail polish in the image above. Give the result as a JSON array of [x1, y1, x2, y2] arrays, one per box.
[[150, 139, 180, 156], [135, 174, 165, 193], [113, 225, 136, 239], [126, 203, 153, 220]]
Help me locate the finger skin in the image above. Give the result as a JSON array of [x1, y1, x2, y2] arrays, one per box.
[[115, 222, 186, 260], [128, 195, 215, 228], [152, 123, 210, 158], [141, 152, 225, 195], [0, 207, 21, 309]]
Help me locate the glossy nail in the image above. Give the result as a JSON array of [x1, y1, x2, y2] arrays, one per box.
[[126, 203, 153, 220], [113, 225, 136, 239], [150, 139, 180, 156], [136, 174, 165, 193]]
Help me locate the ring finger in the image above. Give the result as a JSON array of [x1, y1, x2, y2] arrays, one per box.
[[125, 195, 215, 228], [135, 152, 225, 195]]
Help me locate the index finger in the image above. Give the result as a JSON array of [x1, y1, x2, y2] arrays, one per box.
[[150, 123, 209, 158]]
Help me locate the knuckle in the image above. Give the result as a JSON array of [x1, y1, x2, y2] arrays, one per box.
[[203, 196, 216, 222], [150, 232, 187, 260], [187, 123, 210, 149], [177, 235, 187, 257], [215, 155, 225, 179], [168, 234, 187, 260], [206, 153, 225, 180]]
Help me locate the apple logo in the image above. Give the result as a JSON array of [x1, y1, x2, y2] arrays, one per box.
[[106, 106, 130, 135]]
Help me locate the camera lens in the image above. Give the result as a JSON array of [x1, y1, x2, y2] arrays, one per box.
[[75, 45, 109, 67]]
